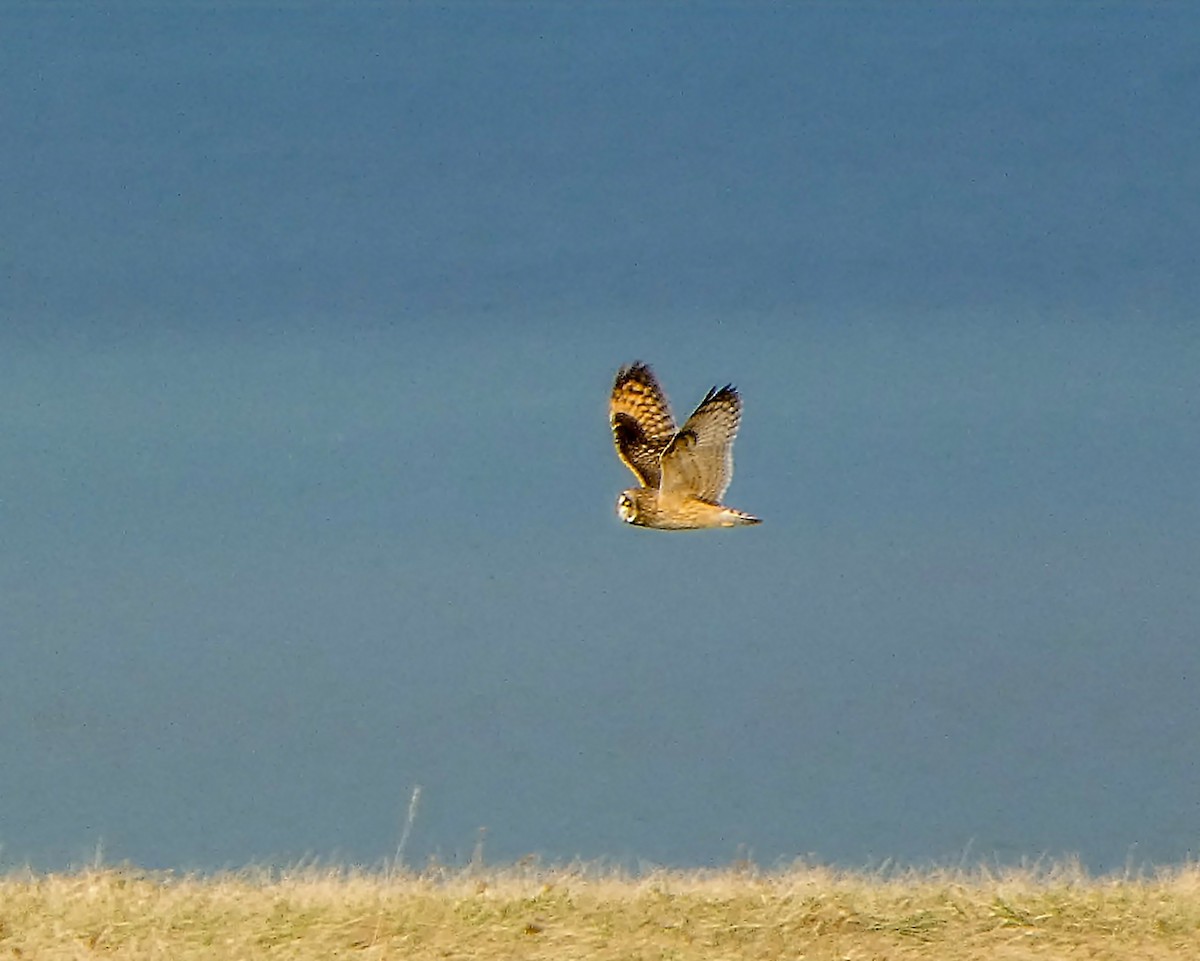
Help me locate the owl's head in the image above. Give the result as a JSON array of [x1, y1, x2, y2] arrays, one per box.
[[616, 489, 642, 525]]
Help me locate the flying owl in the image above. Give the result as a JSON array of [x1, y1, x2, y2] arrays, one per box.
[[609, 361, 761, 529]]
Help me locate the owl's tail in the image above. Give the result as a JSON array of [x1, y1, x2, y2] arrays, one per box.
[[720, 507, 762, 527]]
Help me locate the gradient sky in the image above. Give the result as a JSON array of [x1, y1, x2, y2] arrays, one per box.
[[3, 3, 1199, 873]]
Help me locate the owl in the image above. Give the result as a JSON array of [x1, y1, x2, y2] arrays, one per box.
[[610, 361, 761, 529]]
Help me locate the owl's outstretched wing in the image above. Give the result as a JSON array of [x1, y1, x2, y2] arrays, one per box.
[[659, 384, 742, 502], [610, 362, 677, 489]]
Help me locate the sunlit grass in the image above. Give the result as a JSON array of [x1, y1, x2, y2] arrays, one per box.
[[3, 858, 1200, 959]]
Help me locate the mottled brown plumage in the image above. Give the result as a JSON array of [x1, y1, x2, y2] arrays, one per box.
[[610, 362, 761, 530]]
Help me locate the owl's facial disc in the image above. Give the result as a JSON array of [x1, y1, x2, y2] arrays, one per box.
[[616, 492, 637, 523]]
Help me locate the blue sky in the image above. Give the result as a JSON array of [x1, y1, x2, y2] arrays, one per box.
[[3, 3, 1199, 872]]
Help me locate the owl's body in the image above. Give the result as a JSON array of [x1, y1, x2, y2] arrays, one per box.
[[615, 486, 760, 530], [610, 362, 761, 530]]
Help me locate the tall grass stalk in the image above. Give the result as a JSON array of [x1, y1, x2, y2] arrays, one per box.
[[389, 784, 422, 877]]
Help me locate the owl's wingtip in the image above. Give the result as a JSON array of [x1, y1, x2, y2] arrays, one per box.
[[616, 359, 652, 379], [699, 382, 740, 405]]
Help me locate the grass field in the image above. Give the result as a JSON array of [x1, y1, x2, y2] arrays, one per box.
[[4, 859, 1200, 959]]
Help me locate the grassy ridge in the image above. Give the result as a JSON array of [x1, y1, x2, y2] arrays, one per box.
[[3, 861, 1200, 959]]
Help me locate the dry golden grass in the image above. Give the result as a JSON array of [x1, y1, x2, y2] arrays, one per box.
[[3, 859, 1200, 960]]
